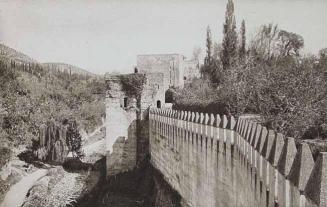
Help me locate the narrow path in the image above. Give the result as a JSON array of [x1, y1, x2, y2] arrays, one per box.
[[1, 123, 104, 207], [87, 123, 105, 138], [83, 139, 105, 155], [0, 169, 48, 207]]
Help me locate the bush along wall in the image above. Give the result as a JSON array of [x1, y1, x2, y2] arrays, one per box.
[[33, 121, 69, 164]]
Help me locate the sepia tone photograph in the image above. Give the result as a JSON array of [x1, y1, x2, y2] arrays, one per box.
[[0, 0, 327, 206]]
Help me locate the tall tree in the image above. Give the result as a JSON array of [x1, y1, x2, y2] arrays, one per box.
[[250, 23, 279, 61], [239, 19, 246, 60], [201, 27, 224, 86], [201, 26, 215, 82], [204, 26, 213, 66], [221, 0, 238, 70], [277, 30, 304, 57], [213, 42, 221, 61], [250, 24, 304, 61]]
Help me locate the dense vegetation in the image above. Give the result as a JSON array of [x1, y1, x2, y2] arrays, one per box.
[[173, 0, 327, 140], [119, 73, 146, 100], [0, 56, 105, 160]]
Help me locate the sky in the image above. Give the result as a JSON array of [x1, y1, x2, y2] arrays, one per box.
[[0, 0, 326, 74]]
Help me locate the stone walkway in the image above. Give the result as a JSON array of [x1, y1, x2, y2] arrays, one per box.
[[0, 169, 48, 207]]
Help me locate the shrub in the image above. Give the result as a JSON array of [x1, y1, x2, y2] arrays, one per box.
[[119, 74, 146, 99], [0, 147, 12, 168], [66, 121, 84, 159]]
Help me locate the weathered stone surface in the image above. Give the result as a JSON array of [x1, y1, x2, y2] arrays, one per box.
[[137, 54, 200, 90], [105, 73, 165, 175], [205, 113, 209, 125], [249, 122, 257, 144], [228, 115, 236, 130], [236, 117, 242, 134], [254, 124, 262, 148], [220, 115, 228, 128], [215, 114, 221, 128], [241, 119, 247, 137], [259, 127, 268, 154], [266, 130, 276, 160], [209, 114, 214, 126], [272, 133, 285, 167], [134, 109, 327, 207], [244, 121, 251, 142], [277, 137, 297, 177], [150, 112, 262, 207], [288, 143, 315, 192], [304, 152, 327, 207]]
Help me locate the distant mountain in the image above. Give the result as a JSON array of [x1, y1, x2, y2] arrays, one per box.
[[0, 43, 37, 63], [42, 62, 97, 77], [0, 43, 96, 76]]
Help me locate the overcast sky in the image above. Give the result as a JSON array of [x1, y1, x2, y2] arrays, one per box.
[[0, 0, 326, 74]]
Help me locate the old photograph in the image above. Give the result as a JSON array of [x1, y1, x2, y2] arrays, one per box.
[[0, 0, 327, 206]]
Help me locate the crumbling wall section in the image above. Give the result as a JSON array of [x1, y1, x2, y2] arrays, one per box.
[[105, 75, 138, 175], [105, 73, 165, 175]]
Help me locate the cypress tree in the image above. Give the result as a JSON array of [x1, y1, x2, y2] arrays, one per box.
[[239, 19, 246, 60], [204, 26, 213, 66], [221, 0, 238, 70]]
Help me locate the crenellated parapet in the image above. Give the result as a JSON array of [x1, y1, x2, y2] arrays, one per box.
[[149, 108, 327, 207]]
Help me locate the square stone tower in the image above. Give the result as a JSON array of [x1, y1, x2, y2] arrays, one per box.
[[137, 54, 200, 90], [104, 72, 164, 175]]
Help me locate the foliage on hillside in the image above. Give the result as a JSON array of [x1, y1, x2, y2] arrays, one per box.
[[42, 62, 97, 77], [0, 44, 37, 63], [173, 0, 327, 140], [0, 58, 105, 152]]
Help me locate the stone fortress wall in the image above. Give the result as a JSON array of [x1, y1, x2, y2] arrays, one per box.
[[149, 109, 327, 207], [140, 72, 165, 111], [105, 75, 137, 175], [181, 59, 200, 85], [104, 72, 165, 175], [104, 53, 199, 175], [137, 54, 200, 91]]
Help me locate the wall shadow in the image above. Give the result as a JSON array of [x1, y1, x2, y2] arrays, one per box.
[[74, 157, 181, 207]]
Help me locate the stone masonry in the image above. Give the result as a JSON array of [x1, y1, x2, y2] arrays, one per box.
[[105, 72, 165, 175], [105, 72, 327, 206], [149, 109, 327, 207], [137, 54, 200, 91]]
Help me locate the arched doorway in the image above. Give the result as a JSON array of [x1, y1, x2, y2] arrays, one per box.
[[156, 100, 161, 108]]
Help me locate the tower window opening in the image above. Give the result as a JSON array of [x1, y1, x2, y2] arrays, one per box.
[[157, 100, 161, 108], [123, 97, 128, 108]]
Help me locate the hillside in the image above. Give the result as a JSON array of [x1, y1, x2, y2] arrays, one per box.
[[42, 63, 97, 77], [0, 43, 96, 77], [0, 43, 37, 63], [0, 44, 105, 158]]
